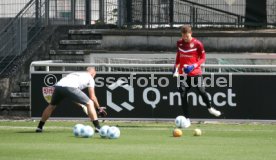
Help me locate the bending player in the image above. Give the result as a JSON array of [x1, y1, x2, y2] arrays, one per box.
[[173, 25, 221, 127], [35, 67, 107, 132]]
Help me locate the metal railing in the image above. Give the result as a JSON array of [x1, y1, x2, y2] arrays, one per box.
[[125, 0, 247, 28], [179, 0, 245, 28], [47, 0, 119, 25], [1, 0, 275, 27], [2, 0, 273, 28], [0, 0, 47, 77], [30, 60, 276, 75], [0, 0, 31, 28]]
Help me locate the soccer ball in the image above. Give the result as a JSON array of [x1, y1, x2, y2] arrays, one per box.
[[193, 128, 202, 136], [175, 116, 189, 128], [173, 128, 183, 137], [107, 126, 120, 139], [73, 124, 85, 137], [81, 125, 94, 138], [73, 124, 94, 138], [99, 125, 110, 138]]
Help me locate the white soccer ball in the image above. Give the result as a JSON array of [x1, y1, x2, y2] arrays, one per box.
[[73, 124, 85, 137], [99, 125, 110, 138], [175, 116, 189, 128], [81, 125, 94, 138], [107, 126, 120, 139]]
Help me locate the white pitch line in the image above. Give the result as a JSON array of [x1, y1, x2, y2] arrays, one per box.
[[0, 125, 275, 133], [0, 126, 71, 130]]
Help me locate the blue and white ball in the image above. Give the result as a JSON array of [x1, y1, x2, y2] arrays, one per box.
[[107, 126, 120, 139], [81, 125, 94, 138], [99, 125, 110, 138], [73, 124, 85, 137], [175, 116, 189, 128]]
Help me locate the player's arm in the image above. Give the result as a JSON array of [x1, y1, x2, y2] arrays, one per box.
[[173, 44, 181, 77], [88, 87, 100, 109], [174, 43, 181, 68], [196, 51, 206, 66], [195, 41, 206, 67], [185, 51, 205, 73], [88, 87, 107, 117]]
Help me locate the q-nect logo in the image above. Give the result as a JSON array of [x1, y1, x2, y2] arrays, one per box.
[[106, 79, 134, 112], [142, 87, 236, 108], [95, 73, 236, 112]]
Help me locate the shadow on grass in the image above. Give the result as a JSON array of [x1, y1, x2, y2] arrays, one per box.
[[15, 130, 65, 134]]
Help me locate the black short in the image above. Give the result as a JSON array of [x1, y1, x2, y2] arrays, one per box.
[[50, 86, 90, 105]]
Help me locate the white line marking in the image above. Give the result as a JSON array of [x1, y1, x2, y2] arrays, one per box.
[[0, 126, 275, 132]]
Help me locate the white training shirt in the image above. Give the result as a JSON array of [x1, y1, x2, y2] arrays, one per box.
[[55, 72, 95, 90]]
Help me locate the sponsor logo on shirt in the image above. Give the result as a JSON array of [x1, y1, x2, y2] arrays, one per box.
[[180, 54, 193, 58]]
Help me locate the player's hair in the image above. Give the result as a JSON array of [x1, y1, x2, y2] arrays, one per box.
[[87, 67, 96, 77], [87, 67, 95, 72], [181, 25, 192, 34]]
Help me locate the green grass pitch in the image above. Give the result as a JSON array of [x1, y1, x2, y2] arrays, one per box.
[[0, 120, 275, 160]]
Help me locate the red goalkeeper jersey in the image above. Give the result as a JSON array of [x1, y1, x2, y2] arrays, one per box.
[[174, 37, 206, 76]]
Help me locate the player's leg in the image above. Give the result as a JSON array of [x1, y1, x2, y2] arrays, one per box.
[[85, 100, 101, 132], [40, 104, 56, 122], [75, 102, 89, 115], [36, 104, 56, 132], [36, 86, 63, 132], [178, 76, 191, 128], [178, 82, 191, 117], [195, 76, 221, 117]]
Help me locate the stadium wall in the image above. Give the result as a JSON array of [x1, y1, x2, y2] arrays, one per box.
[[43, 26, 276, 53], [38, 26, 276, 53], [99, 30, 276, 52]]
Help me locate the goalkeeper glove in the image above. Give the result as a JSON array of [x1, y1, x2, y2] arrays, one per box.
[[96, 107, 107, 117], [184, 64, 196, 74]]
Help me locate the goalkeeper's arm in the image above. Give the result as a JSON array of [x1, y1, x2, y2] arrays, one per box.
[[173, 64, 180, 77]]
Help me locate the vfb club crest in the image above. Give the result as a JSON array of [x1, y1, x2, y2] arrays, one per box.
[[42, 74, 57, 103], [42, 87, 55, 103]]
